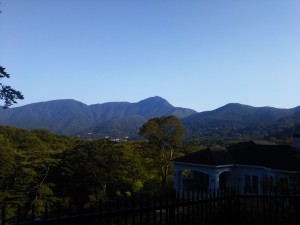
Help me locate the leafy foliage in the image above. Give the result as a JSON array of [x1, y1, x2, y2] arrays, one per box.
[[0, 125, 163, 210], [139, 115, 184, 189], [56, 139, 150, 203], [0, 66, 24, 108]]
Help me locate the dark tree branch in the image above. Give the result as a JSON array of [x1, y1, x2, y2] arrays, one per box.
[[0, 66, 24, 108]]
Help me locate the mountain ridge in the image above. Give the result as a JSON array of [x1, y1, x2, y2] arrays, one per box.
[[182, 103, 300, 143], [1, 97, 299, 141], [0, 96, 196, 137]]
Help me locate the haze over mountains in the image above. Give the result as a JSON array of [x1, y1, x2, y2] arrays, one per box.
[[0, 96, 299, 141]]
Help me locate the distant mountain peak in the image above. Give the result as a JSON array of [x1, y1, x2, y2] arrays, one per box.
[[139, 96, 167, 102], [224, 103, 244, 106], [138, 96, 171, 106], [221, 103, 252, 108]]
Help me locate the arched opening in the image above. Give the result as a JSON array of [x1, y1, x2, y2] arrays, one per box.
[[219, 171, 232, 190], [182, 170, 209, 191]]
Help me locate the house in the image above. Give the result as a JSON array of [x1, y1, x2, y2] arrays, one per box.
[[172, 135, 300, 194]]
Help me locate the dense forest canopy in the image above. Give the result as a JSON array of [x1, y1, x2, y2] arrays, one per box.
[[0, 117, 189, 218]]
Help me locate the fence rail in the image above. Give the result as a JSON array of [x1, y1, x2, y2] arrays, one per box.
[[2, 189, 300, 225]]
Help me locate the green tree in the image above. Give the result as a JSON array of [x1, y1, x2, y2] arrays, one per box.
[[13, 133, 60, 207], [0, 66, 24, 108], [57, 139, 148, 204], [0, 126, 72, 219], [0, 128, 61, 209], [139, 115, 184, 190], [0, 135, 16, 203]]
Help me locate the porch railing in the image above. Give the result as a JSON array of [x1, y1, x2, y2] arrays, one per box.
[[1, 188, 300, 225]]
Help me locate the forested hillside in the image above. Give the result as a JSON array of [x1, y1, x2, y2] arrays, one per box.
[[182, 103, 300, 145], [0, 125, 187, 219]]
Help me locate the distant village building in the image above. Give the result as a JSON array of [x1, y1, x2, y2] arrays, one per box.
[[172, 135, 300, 194]]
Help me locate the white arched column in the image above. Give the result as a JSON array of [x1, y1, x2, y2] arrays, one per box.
[[208, 172, 220, 191]]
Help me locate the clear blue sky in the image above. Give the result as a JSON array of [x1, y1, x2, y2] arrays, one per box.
[[1, 0, 299, 112]]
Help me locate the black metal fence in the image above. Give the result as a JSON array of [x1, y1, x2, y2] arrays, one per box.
[[1, 189, 300, 225]]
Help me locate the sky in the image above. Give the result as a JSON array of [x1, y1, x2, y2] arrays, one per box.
[[1, 0, 300, 112]]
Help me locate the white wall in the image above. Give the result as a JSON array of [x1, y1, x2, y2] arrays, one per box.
[[173, 162, 298, 194]]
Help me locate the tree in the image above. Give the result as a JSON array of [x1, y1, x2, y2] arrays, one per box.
[[57, 139, 148, 204], [0, 135, 16, 203], [0, 66, 24, 108], [139, 115, 184, 190]]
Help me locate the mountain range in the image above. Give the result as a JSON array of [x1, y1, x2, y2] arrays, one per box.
[[182, 103, 300, 143], [0, 96, 299, 142], [0, 96, 195, 139]]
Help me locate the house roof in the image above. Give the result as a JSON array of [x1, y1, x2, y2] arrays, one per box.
[[173, 141, 300, 172]]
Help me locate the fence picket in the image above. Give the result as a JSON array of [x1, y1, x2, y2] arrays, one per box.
[[2, 189, 300, 225]]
